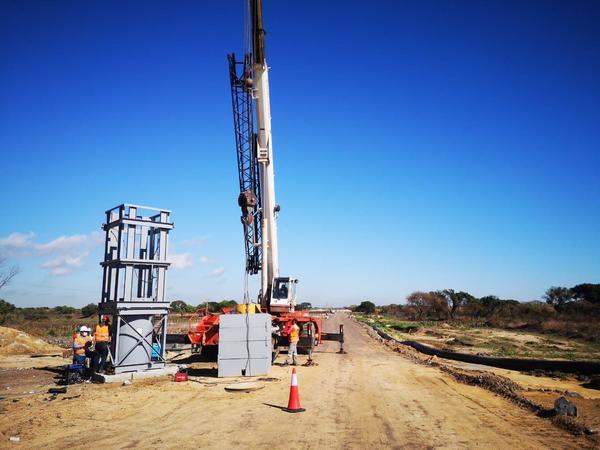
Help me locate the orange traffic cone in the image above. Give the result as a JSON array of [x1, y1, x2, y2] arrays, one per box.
[[284, 367, 305, 413]]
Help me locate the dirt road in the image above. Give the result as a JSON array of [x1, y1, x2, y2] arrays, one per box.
[[0, 313, 588, 449]]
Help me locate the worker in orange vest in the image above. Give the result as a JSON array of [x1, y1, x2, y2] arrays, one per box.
[[282, 319, 300, 366], [94, 316, 111, 374], [73, 325, 93, 365]]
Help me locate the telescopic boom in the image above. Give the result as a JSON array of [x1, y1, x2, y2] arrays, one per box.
[[228, 0, 295, 312]]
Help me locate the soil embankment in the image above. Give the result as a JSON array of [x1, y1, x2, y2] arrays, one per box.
[[0, 326, 63, 356]]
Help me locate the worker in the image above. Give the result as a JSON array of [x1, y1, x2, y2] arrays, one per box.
[[83, 339, 98, 377], [279, 283, 288, 299], [94, 316, 111, 374], [73, 325, 93, 365], [282, 319, 300, 366]]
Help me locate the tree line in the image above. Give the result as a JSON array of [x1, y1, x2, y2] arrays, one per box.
[[0, 297, 315, 324], [543, 283, 600, 311], [0, 299, 99, 324], [169, 299, 238, 314], [353, 282, 600, 321]]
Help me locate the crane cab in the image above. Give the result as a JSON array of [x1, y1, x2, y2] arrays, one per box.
[[270, 277, 298, 313]]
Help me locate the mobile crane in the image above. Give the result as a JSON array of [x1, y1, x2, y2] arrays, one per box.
[[188, 0, 344, 360]]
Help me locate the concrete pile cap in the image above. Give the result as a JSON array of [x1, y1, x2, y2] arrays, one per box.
[[224, 382, 264, 392], [93, 366, 178, 383]]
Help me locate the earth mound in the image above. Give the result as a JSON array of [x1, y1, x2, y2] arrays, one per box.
[[0, 326, 63, 355]]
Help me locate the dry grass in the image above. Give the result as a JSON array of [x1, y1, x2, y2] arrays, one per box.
[[2, 314, 96, 347], [539, 319, 600, 341], [353, 313, 600, 361]]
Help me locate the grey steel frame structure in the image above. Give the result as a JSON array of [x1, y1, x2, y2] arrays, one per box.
[[98, 204, 174, 374]]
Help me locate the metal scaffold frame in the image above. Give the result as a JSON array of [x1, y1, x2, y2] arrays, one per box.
[[98, 204, 174, 374]]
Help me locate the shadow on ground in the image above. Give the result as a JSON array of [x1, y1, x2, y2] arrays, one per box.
[[187, 367, 218, 378]]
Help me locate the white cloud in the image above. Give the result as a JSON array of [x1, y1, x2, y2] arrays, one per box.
[[36, 234, 93, 254], [208, 267, 225, 278], [170, 253, 193, 269], [41, 256, 85, 276], [0, 231, 103, 276], [0, 232, 36, 251], [199, 255, 210, 264], [42, 256, 84, 268]]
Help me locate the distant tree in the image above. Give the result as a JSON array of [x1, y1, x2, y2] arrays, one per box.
[[517, 300, 555, 321], [23, 307, 50, 320], [0, 254, 19, 290], [0, 299, 16, 325], [195, 302, 209, 313], [561, 298, 600, 318], [406, 292, 430, 320], [478, 295, 503, 316], [206, 301, 221, 312], [296, 302, 312, 311], [543, 286, 574, 311], [170, 300, 190, 314], [0, 299, 16, 315], [571, 283, 600, 305], [427, 291, 450, 320], [356, 301, 376, 314], [53, 305, 77, 315], [440, 289, 476, 319], [218, 300, 237, 310], [380, 303, 404, 317], [81, 303, 98, 317], [495, 299, 520, 316]]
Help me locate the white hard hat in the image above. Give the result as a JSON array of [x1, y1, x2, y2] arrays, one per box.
[[79, 326, 91, 332]]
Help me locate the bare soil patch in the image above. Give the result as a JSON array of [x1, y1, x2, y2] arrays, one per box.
[[0, 326, 63, 356]]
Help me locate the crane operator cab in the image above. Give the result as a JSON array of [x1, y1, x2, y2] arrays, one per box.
[[270, 277, 298, 313]]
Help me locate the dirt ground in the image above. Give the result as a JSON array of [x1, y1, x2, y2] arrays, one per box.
[[0, 313, 596, 449]]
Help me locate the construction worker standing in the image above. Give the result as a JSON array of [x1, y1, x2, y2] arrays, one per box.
[[73, 326, 93, 365], [283, 319, 300, 366], [94, 316, 111, 373]]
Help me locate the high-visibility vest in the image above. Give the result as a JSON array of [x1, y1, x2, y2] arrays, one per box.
[[95, 325, 110, 342], [289, 324, 300, 343], [73, 334, 92, 355]]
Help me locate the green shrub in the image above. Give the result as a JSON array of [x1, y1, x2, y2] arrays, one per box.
[[53, 305, 77, 315], [356, 301, 376, 314], [81, 303, 98, 317]]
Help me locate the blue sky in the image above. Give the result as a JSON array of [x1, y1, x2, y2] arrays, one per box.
[[1, 0, 599, 307]]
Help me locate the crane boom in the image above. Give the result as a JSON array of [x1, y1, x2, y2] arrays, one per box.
[[252, 0, 280, 307], [229, 0, 292, 312], [186, 0, 347, 360]]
